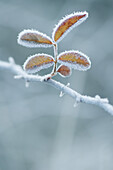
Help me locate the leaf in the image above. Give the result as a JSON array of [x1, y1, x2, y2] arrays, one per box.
[[57, 65, 72, 77], [52, 11, 88, 43], [58, 50, 91, 71], [18, 29, 53, 48], [23, 53, 55, 73]]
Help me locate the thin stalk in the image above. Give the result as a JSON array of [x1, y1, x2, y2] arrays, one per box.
[[51, 43, 58, 76]]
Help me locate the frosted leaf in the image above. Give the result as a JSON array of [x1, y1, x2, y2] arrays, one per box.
[[17, 29, 53, 48], [23, 53, 55, 73], [58, 50, 91, 71], [57, 65, 72, 77], [52, 11, 88, 43]]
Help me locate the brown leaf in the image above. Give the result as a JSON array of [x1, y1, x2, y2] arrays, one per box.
[[57, 65, 71, 77], [52, 11, 88, 42], [18, 30, 53, 48], [58, 50, 91, 71], [24, 54, 55, 73]]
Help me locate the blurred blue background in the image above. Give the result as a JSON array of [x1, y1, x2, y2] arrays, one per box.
[[0, 0, 113, 169]]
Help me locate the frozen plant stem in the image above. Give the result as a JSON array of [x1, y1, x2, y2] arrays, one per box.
[[0, 58, 113, 116], [51, 43, 58, 76]]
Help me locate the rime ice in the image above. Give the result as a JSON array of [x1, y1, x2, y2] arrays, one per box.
[[17, 11, 91, 77], [23, 54, 55, 73], [58, 50, 91, 71], [57, 65, 72, 77], [18, 29, 53, 48], [52, 11, 88, 43]]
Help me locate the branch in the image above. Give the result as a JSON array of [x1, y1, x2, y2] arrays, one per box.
[[0, 58, 113, 115]]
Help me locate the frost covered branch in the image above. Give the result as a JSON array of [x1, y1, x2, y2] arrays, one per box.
[[0, 58, 113, 115]]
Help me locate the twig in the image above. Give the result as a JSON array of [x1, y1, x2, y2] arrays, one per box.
[[0, 58, 113, 115]]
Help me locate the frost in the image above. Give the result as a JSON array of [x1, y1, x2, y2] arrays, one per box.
[[9, 57, 15, 64], [57, 50, 91, 71], [95, 95, 109, 103], [59, 83, 70, 97], [23, 53, 55, 74], [17, 12, 90, 78], [73, 96, 81, 107], [57, 64, 72, 77], [73, 101, 78, 107], [52, 11, 88, 43], [95, 95, 101, 100], [59, 91, 65, 97], [14, 75, 23, 79], [40, 73, 52, 81], [25, 81, 29, 88], [17, 29, 53, 48], [66, 83, 70, 87]]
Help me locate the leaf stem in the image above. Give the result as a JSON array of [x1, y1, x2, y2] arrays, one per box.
[[51, 43, 58, 76]]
